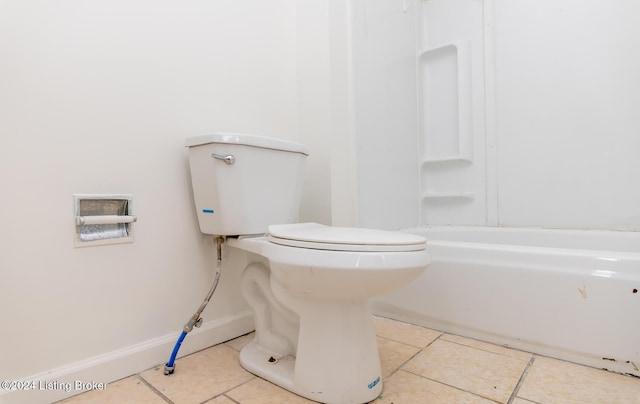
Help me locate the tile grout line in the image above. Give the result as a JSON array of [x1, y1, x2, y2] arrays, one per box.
[[195, 343, 258, 403], [506, 355, 537, 404], [443, 339, 532, 363], [201, 392, 241, 404], [220, 394, 242, 404], [384, 331, 527, 404], [398, 363, 506, 404], [211, 375, 257, 403], [392, 334, 506, 404], [439, 333, 533, 362], [135, 374, 175, 404], [378, 331, 445, 382]]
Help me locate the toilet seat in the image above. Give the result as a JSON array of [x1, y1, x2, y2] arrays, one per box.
[[267, 222, 426, 252]]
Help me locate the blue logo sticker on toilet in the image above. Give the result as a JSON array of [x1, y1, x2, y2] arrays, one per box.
[[202, 209, 214, 214], [368, 376, 380, 389]]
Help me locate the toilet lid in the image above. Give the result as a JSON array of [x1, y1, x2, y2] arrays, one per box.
[[267, 223, 426, 252]]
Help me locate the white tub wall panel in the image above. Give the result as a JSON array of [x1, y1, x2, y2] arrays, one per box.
[[354, 0, 640, 231], [494, 1, 640, 230], [417, 0, 488, 226], [327, 0, 360, 228], [351, 0, 420, 230], [419, 163, 481, 226]]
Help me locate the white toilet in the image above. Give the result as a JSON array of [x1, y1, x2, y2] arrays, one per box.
[[186, 133, 429, 404]]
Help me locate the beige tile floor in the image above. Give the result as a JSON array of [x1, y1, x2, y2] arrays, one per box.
[[59, 317, 640, 404]]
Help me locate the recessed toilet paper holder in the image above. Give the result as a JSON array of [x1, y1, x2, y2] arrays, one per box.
[[75, 214, 137, 226], [74, 194, 135, 247]]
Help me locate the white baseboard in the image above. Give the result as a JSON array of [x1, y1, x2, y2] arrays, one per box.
[[0, 311, 254, 404]]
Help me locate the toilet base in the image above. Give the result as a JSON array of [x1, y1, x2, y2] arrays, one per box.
[[240, 337, 382, 404], [239, 339, 296, 391], [239, 292, 383, 404]]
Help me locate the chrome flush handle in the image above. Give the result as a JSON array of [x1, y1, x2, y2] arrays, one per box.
[[211, 153, 236, 165]]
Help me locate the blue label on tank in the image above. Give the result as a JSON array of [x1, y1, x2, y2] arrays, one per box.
[[202, 209, 214, 214], [368, 376, 380, 389]]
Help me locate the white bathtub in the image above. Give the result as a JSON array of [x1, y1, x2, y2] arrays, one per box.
[[373, 226, 640, 377]]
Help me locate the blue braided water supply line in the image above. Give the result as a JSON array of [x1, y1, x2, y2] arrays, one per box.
[[164, 236, 224, 375], [165, 331, 187, 373]]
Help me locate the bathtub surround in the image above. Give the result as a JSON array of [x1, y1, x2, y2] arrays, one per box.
[[352, 0, 640, 230]]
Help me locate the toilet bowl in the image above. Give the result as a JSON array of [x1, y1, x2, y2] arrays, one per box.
[[227, 223, 429, 404], [185, 133, 430, 403]]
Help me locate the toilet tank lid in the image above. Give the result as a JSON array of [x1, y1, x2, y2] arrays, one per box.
[[185, 133, 309, 155], [267, 223, 427, 252]]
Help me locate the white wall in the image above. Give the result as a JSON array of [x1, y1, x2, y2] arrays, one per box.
[[296, 1, 333, 226], [0, 1, 335, 401]]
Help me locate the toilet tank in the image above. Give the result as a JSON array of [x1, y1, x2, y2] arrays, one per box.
[[185, 133, 308, 236]]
